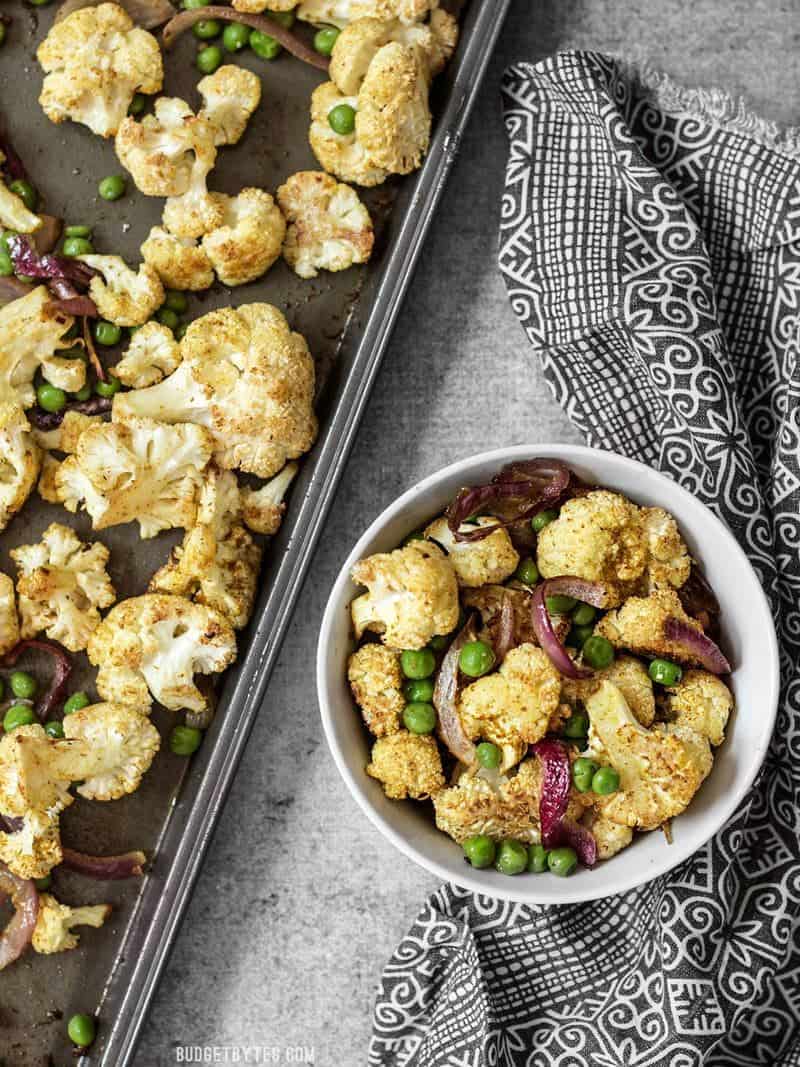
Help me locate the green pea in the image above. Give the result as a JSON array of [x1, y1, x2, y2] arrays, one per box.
[[34, 874, 52, 890], [62, 236, 93, 257], [592, 766, 620, 796], [567, 624, 594, 650], [67, 1014, 96, 1048], [4, 705, 36, 731], [156, 306, 180, 331], [63, 691, 90, 715], [313, 25, 340, 55], [547, 846, 578, 877], [16, 274, 35, 284], [37, 382, 67, 413], [0, 246, 13, 276], [170, 725, 203, 756], [459, 640, 495, 679], [463, 834, 495, 869], [400, 648, 436, 680], [0, 23, 6, 45], [572, 756, 598, 793], [182, 0, 208, 7], [532, 509, 558, 533], [546, 594, 577, 615], [44, 720, 65, 739], [174, 322, 188, 341], [403, 678, 434, 703], [73, 383, 93, 402], [196, 44, 223, 73], [562, 711, 588, 739], [514, 558, 539, 585], [582, 635, 615, 670], [222, 22, 250, 51], [10, 671, 36, 700], [9, 179, 37, 211], [249, 29, 281, 59], [93, 320, 122, 346], [193, 17, 221, 38], [268, 9, 295, 26], [128, 92, 147, 116], [64, 224, 92, 238], [648, 658, 683, 686], [98, 175, 126, 201], [572, 602, 596, 626], [328, 103, 356, 135], [495, 839, 528, 876], [527, 843, 549, 873], [0, 229, 16, 254], [95, 375, 121, 398], [402, 702, 436, 735], [476, 741, 501, 770], [428, 633, 449, 652]]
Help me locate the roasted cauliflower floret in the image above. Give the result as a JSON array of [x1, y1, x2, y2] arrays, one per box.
[[366, 730, 444, 799], [330, 13, 457, 93], [0, 174, 42, 234], [458, 645, 561, 769], [641, 506, 691, 592], [113, 304, 317, 480], [62, 702, 161, 801], [10, 523, 116, 652], [0, 573, 20, 657], [140, 226, 215, 291], [585, 681, 713, 831], [0, 809, 63, 880], [356, 42, 430, 174], [350, 541, 459, 650], [0, 402, 41, 532], [348, 643, 404, 737], [32, 410, 101, 456], [584, 810, 634, 860], [297, 0, 436, 27], [425, 516, 519, 588], [37, 2, 163, 138], [163, 174, 225, 241], [0, 287, 82, 407], [87, 594, 237, 712], [115, 97, 217, 198], [309, 82, 388, 187], [197, 65, 262, 146], [277, 170, 374, 279], [149, 467, 262, 629], [32, 893, 112, 955], [240, 462, 298, 536], [594, 590, 706, 666], [55, 417, 214, 538], [562, 654, 655, 728], [231, 0, 296, 12], [433, 759, 540, 845], [78, 255, 164, 327], [200, 188, 285, 287], [111, 322, 181, 388], [664, 670, 733, 747]]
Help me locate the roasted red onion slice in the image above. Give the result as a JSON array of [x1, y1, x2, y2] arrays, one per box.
[[61, 848, 146, 880], [0, 862, 38, 971], [433, 618, 478, 764], [0, 275, 32, 305], [7, 234, 96, 290], [531, 578, 606, 679], [0, 125, 27, 182], [560, 819, 598, 868], [1, 639, 72, 720], [664, 617, 731, 675], [493, 594, 515, 663], [31, 215, 63, 256], [82, 315, 106, 381], [29, 395, 111, 432], [532, 739, 596, 868], [678, 563, 721, 635], [163, 7, 329, 69]]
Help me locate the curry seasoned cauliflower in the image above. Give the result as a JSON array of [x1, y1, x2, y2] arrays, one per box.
[[55, 417, 214, 537], [584, 810, 634, 860], [78, 255, 164, 327], [87, 594, 237, 712], [62, 703, 161, 801], [32, 893, 112, 955], [347, 643, 404, 737], [0, 573, 20, 657], [297, 0, 436, 27], [350, 541, 459, 650], [32, 410, 101, 456], [425, 516, 519, 588], [330, 13, 457, 93], [641, 506, 691, 592], [37, 3, 163, 138], [140, 227, 215, 291], [0, 287, 83, 407], [111, 322, 181, 388], [562, 654, 656, 728], [0, 171, 42, 234], [355, 42, 431, 174], [113, 304, 317, 480], [432, 760, 541, 845], [0, 809, 63, 881], [277, 171, 374, 279], [10, 523, 116, 652], [594, 589, 706, 665], [149, 467, 262, 629], [664, 670, 733, 747], [232, 0, 296, 12], [115, 97, 217, 198], [366, 730, 444, 799], [240, 462, 298, 536], [197, 65, 262, 147], [585, 681, 712, 831], [0, 402, 41, 532], [458, 644, 561, 769], [201, 189, 285, 287], [309, 83, 388, 187]]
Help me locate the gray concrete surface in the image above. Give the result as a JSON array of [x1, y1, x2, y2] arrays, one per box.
[[134, 2, 798, 1064]]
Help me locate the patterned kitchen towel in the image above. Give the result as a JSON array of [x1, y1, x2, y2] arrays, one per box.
[[369, 52, 800, 1067]]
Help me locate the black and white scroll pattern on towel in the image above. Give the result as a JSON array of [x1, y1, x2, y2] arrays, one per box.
[[369, 52, 800, 1067]]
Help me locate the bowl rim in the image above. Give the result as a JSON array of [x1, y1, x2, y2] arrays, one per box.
[[316, 443, 781, 904]]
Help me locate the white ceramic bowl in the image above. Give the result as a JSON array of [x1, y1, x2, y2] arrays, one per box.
[[317, 445, 780, 903]]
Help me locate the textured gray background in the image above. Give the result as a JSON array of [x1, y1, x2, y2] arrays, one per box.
[[134, 1, 798, 1063]]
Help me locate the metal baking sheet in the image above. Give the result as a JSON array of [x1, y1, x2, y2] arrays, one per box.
[[0, 1, 511, 1062]]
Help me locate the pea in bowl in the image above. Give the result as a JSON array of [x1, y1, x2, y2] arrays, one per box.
[[316, 445, 779, 903]]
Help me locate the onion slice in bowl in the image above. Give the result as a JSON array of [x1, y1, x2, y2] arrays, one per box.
[[531, 577, 607, 679], [664, 617, 731, 675], [433, 618, 478, 764], [0, 862, 38, 971], [61, 848, 146, 880], [532, 739, 596, 868]]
